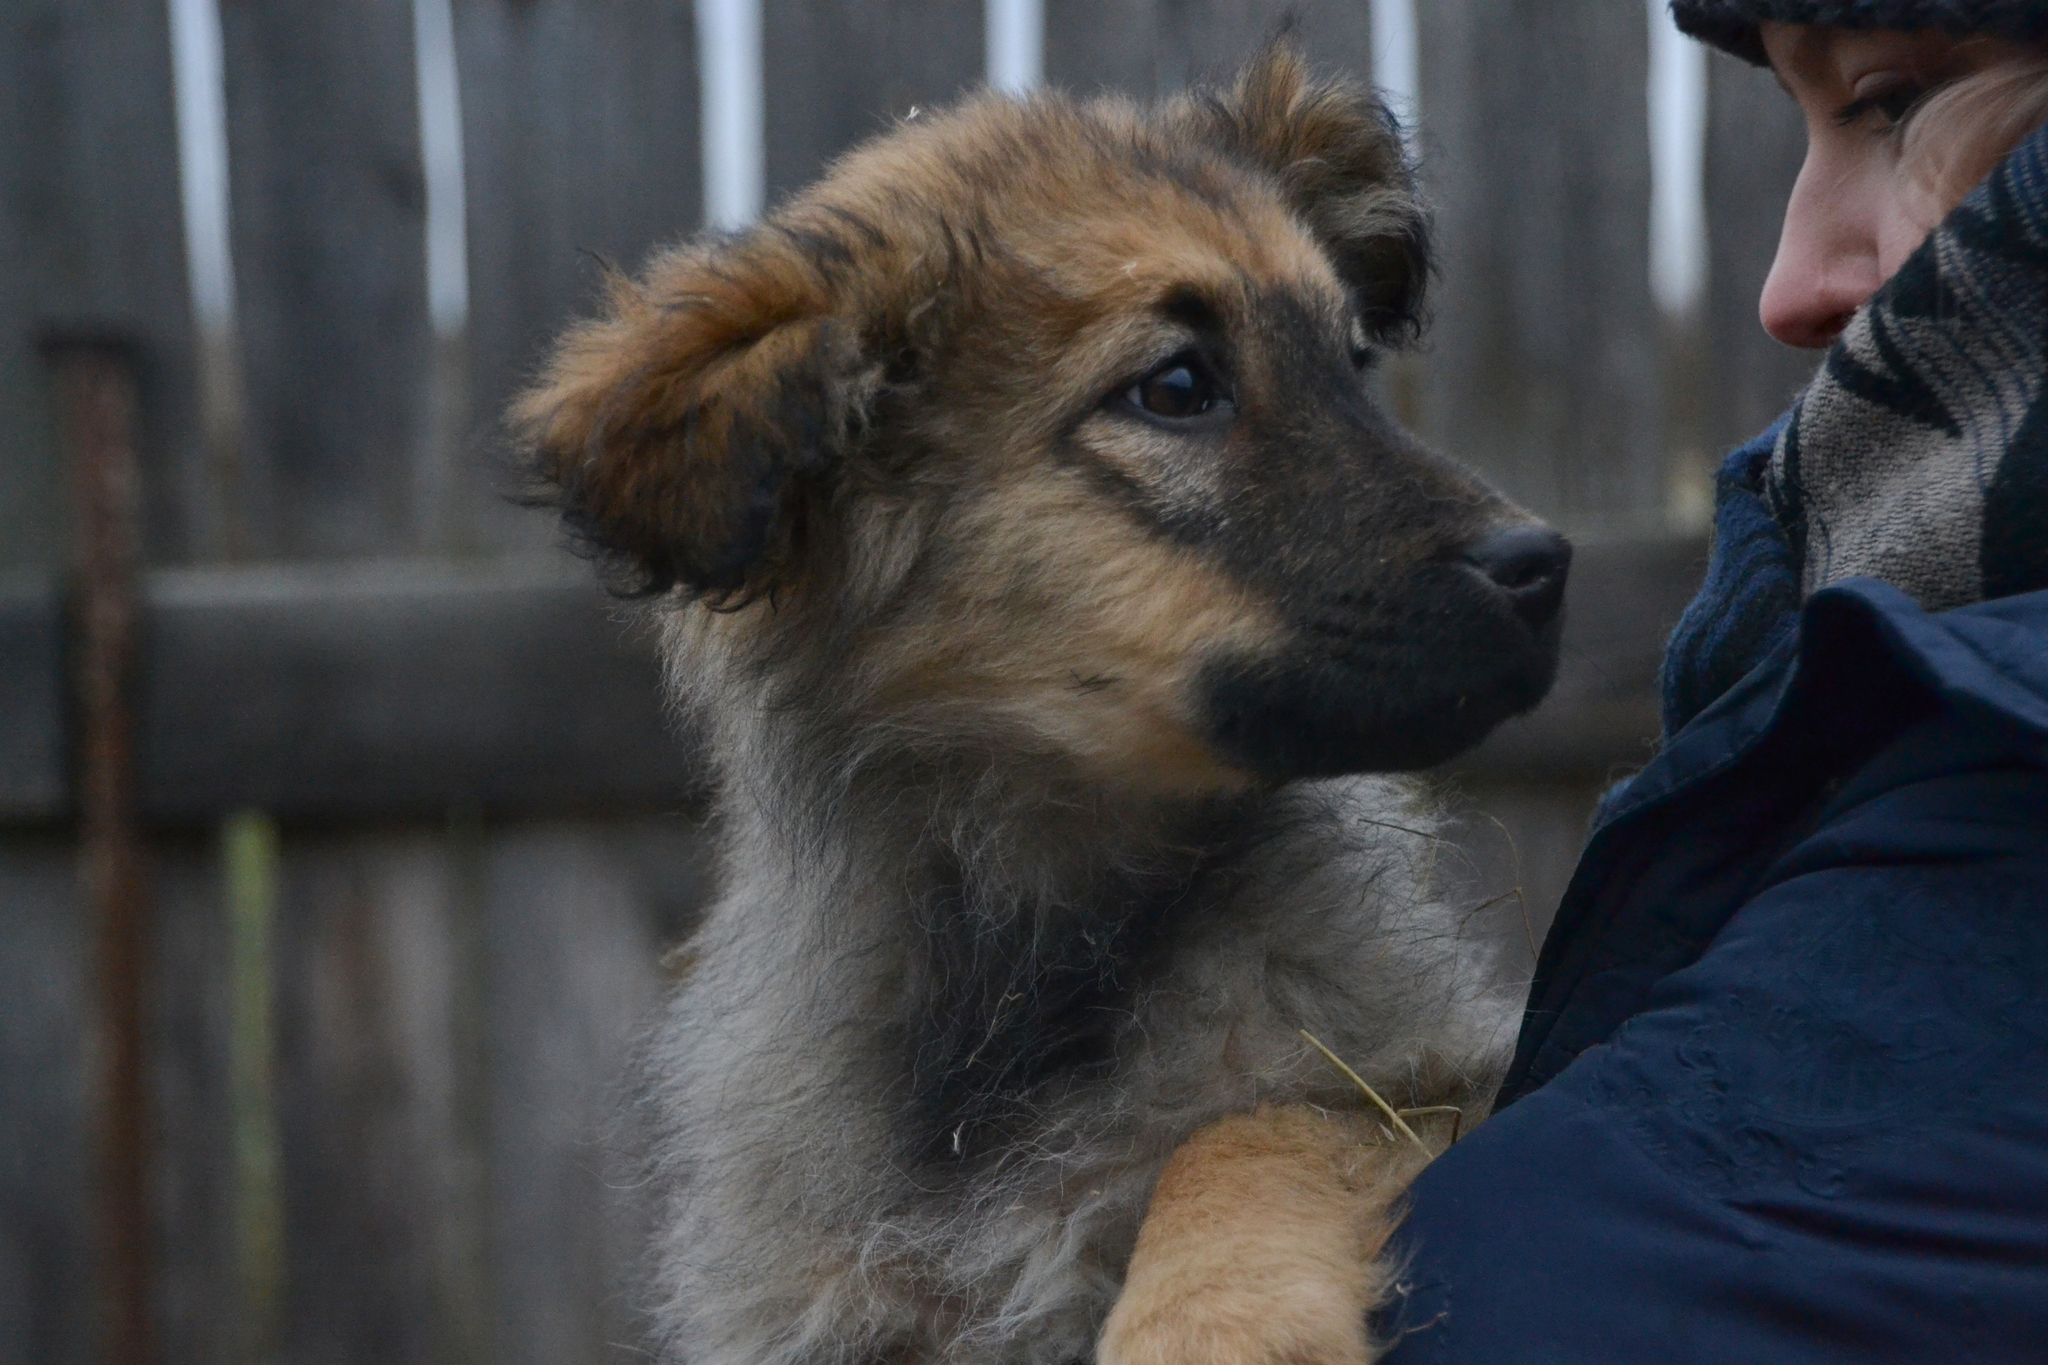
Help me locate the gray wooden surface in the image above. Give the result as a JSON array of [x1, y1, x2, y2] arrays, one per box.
[[1045, 0, 1372, 100], [765, 0, 986, 198], [150, 833, 236, 1365], [1417, 0, 1662, 535], [0, 835, 94, 1365], [0, 0, 198, 569], [0, 571, 65, 819], [220, 0, 434, 561], [456, 0, 706, 556], [134, 561, 696, 822], [0, 2, 1817, 1359]]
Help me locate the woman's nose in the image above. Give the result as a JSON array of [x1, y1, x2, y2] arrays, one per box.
[[1758, 150, 1886, 349]]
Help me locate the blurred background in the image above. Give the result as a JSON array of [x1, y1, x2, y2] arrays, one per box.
[[1, 1, 1814, 1360]]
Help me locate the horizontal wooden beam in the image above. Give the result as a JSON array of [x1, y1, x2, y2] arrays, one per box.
[[134, 560, 699, 823], [1, 539, 1707, 825], [0, 571, 69, 819], [1, 559, 697, 824]]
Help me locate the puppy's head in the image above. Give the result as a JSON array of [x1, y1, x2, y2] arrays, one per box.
[[517, 46, 1566, 792]]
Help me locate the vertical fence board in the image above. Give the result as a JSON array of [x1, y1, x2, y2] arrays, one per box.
[[481, 817, 711, 1365], [762, 0, 984, 201], [274, 832, 473, 1364], [0, 836, 90, 1365], [221, 0, 431, 560], [455, 0, 704, 555], [1415, 0, 1659, 534], [0, 0, 197, 569], [1703, 48, 1815, 454], [149, 834, 235, 1365], [1045, 0, 1370, 99], [0, 6, 60, 573]]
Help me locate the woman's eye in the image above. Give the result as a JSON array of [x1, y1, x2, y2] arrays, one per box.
[[1126, 356, 1223, 420], [1836, 78, 1931, 133]]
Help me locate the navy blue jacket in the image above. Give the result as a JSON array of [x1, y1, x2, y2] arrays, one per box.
[[1379, 579, 2048, 1362]]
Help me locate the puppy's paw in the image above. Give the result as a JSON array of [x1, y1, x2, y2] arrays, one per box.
[[1097, 1107, 1427, 1365], [1097, 1271, 1375, 1365]]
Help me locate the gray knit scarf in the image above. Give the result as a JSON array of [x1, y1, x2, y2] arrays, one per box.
[[1662, 120, 2048, 734], [1767, 123, 2048, 609]]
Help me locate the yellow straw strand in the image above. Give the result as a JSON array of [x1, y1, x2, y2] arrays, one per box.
[[1298, 1030, 1430, 1153], [1396, 1104, 1466, 1145]]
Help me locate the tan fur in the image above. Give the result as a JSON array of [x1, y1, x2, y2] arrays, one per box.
[[1100, 1108, 1448, 1365]]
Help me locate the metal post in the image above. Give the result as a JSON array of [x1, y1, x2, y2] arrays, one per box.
[[697, 0, 765, 230], [53, 339, 152, 1365], [985, 0, 1042, 96]]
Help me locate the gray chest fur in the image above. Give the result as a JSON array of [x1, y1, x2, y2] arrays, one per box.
[[639, 776, 1516, 1365]]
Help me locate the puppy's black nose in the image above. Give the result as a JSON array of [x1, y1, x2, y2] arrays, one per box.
[[1461, 525, 1571, 627]]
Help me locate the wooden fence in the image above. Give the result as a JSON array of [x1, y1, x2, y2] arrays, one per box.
[[0, 2, 1815, 1360]]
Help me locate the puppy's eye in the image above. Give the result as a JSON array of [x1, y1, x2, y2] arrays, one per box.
[[1126, 354, 1224, 420]]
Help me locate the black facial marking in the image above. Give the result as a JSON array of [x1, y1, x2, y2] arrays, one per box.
[[902, 844, 1210, 1165], [1091, 285, 1566, 777], [1159, 286, 1225, 334]]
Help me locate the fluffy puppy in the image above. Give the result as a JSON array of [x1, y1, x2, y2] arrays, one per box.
[[516, 45, 1566, 1365]]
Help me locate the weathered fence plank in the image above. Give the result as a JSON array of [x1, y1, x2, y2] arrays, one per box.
[[1415, 0, 1661, 534], [220, 0, 432, 560], [1045, 0, 1371, 99], [149, 833, 236, 1365], [1703, 47, 1817, 453], [0, 835, 92, 1365], [762, 0, 984, 200], [455, 0, 704, 556], [0, 0, 198, 569], [0, 571, 65, 819], [267, 832, 472, 1364]]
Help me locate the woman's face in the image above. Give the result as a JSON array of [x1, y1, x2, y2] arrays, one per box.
[[1759, 23, 2033, 349]]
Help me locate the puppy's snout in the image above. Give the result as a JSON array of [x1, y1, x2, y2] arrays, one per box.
[[1460, 525, 1571, 628]]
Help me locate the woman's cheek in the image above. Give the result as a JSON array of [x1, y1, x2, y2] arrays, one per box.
[[1874, 169, 1948, 280]]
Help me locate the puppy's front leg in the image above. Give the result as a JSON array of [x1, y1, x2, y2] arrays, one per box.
[[1098, 1105, 1428, 1365]]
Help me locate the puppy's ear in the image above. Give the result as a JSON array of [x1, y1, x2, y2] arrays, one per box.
[[1191, 44, 1429, 341], [514, 238, 868, 598]]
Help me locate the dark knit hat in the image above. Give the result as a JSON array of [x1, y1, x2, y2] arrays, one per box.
[[1669, 1, 2048, 66]]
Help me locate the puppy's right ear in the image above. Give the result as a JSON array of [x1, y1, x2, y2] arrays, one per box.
[[514, 240, 863, 598], [1191, 44, 1430, 343]]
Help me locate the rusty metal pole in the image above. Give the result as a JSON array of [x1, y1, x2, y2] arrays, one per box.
[[53, 339, 152, 1365]]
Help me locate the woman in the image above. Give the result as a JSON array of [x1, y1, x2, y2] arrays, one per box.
[[1105, 4, 2048, 1360], [1377, 3, 2048, 1358]]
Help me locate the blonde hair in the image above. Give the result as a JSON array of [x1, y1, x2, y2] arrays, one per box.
[[1903, 52, 2048, 208]]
